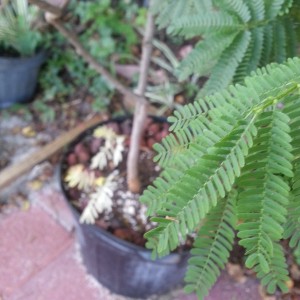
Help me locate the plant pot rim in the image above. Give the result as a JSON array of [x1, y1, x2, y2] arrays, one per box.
[[0, 49, 47, 63], [67, 199, 187, 263], [59, 115, 188, 258]]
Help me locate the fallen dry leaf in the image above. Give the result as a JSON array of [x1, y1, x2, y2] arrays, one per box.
[[27, 179, 43, 191], [175, 95, 185, 104], [286, 278, 294, 290], [291, 264, 300, 281], [226, 262, 247, 283], [21, 200, 30, 211], [22, 126, 36, 138], [115, 64, 139, 80], [258, 285, 277, 300], [179, 44, 193, 59], [94, 176, 105, 186], [65, 164, 94, 191]]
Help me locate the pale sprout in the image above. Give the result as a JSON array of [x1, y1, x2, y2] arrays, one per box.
[[80, 171, 118, 224]]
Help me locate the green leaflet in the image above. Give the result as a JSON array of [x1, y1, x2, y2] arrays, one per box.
[[198, 30, 251, 96], [255, 243, 289, 294]]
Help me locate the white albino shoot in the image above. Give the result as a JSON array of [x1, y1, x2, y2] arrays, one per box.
[[80, 171, 118, 224], [64, 164, 95, 191], [91, 126, 125, 170]]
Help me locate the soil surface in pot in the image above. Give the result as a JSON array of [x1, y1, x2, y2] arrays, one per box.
[[61, 117, 193, 249]]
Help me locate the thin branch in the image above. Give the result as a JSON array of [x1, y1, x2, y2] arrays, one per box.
[[28, 0, 63, 16], [127, 11, 155, 193], [39, 0, 154, 193], [46, 19, 143, 103]]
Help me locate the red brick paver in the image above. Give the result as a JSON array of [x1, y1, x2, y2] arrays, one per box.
[[0, 206, 108, 300], [0, 188, 262, 300], [0, 207, 72, 297], [8, 244, 110, 300]]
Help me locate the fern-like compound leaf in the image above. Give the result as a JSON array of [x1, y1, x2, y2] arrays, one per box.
[[184, 191, 237, 300], [283, 94, 300, 254], [153, 0, 299, 95], [150, 0, 211, 30], [247, 0, 265, 21], [177, 32, 238, 81], [255, 243, 289, 294], [168, 11, 240, 37], [142, 57, 300, 298], [144, 116, 258, 256], [214, 0, 251, 23], [237, 109, 292, 282], [199, 31, 251, 96], [156, 58, 300, 170], [265, 0, 286, 19]]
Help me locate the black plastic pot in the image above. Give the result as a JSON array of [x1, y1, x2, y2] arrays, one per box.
[[74, 210, 188, 298], [59, 117, 189, 299], [0, 51, 46, 109]]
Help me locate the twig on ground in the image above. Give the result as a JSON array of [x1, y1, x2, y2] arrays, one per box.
[[0, 115, 104, 190]]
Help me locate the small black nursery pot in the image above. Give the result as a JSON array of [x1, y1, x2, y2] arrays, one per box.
[[73, 208, 188, 298], [0, 51, 46, 109]]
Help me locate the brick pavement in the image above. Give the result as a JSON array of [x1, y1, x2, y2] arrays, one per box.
[[0, 182, 262, 300]]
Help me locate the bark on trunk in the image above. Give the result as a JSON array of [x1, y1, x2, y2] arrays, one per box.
[[127, 11, 154, 193]]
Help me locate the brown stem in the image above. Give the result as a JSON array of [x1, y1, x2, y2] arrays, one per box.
[[38, 0, 154, 192], [127, 11, 155, 193], [46, 18, 142, 103], [28, 0, 64, 16]]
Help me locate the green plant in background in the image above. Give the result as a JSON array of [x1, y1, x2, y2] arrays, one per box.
[[39, 0, 142, 109], [151, 0, 300, 96], [73, 0, 138, 58], [0, 0, 43, 56], [145, 38, 198, 114]]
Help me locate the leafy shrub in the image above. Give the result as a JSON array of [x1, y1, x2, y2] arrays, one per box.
[[39, 0, 142, 106], [0, 0, 43, 56], [152, 0, 300, 96], [141, 57, 300, 299], [140, 1, 300, 298]]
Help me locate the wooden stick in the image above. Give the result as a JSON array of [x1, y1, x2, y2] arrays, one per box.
[[0, 115, 104, 190]]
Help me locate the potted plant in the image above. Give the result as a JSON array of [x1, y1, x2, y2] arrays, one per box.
[[46, 1, 190, 298], [60, 116, 190, 298], [33, 0, 300, 298], [0, 0, 46, 108]]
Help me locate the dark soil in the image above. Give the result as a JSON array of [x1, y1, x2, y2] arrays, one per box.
[[61, 117, 170, 247]]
